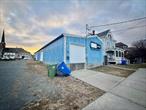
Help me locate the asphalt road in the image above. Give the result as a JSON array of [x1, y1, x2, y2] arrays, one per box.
[[0, 60, 59, 110]]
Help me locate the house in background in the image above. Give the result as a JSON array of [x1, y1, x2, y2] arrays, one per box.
[[96, 30, 127, 64], [0, 30, 32, 60], [116, 42, 128, 49], [34, 33, 104, 70], [115, 42, 129, 63]]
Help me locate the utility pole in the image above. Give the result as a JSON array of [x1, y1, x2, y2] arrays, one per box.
[[85, 24, 89, 69]]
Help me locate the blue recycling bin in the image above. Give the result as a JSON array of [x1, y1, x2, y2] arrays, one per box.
[[121, 60, 127, 65], [57, 62, 71, 76]]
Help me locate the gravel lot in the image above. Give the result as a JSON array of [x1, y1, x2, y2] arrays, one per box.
[[0, 60, 104, 110]]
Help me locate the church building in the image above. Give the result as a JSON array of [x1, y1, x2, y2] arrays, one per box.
[[0, 30, 32, 60]]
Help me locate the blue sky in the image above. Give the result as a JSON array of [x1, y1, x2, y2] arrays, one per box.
[[0, 0, 146, 53]]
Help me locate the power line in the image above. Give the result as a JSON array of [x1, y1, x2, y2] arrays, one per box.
[[111, 25, 146, 33], [87, 25, 146, 36], [88, 17, 146, 29]]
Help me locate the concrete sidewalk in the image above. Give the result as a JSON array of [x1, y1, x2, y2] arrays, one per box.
[[110, 68, 146, 108], [72, 69, 125, 91], [72, 69, 146, 110]]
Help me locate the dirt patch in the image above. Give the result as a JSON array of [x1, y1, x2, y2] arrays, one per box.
[[22, 60, 105, 110], [92, 66, 135, 77], [26, 60, 48, 76]]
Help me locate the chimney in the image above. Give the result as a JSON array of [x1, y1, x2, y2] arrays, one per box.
[[92, 30, 95, 35]]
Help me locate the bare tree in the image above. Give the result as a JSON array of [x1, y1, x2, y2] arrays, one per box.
[[132, 39, 146, 63], [132, 39, 146, 49]]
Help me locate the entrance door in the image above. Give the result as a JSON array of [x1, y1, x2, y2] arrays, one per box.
[[104, 55, 108, 65], [40, 52, 43, 61], [70, 44, 85, 63]]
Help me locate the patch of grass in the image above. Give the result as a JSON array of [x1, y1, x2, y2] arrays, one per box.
[[92, 66, 135, 77], [116, 63, 146, 69]]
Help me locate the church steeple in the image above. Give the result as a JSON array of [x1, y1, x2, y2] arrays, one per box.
[[1, 30, 5, 43], [1, 29, 6, 48]]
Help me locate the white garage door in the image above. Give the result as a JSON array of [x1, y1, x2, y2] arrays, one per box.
[[70, 44, 85, 63]]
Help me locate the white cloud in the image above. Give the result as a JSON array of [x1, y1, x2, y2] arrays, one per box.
[[1, 0, 146, 53]]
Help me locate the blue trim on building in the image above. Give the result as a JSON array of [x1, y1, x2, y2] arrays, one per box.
[[87, 35, 104, 65], [35, 34, 104, 66], [38, 37, 64, 64], [35, 34, 64, 54]]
